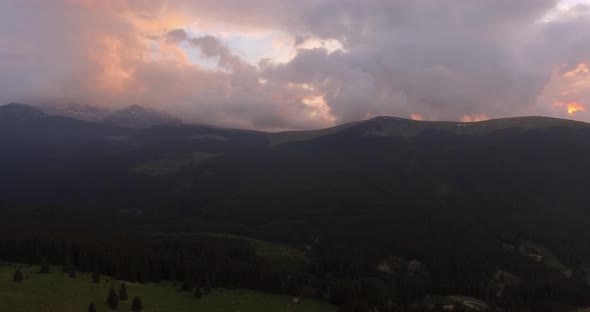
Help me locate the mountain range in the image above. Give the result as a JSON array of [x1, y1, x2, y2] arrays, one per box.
[[33, 102, 182, 128], [2, 102, 590, 310]]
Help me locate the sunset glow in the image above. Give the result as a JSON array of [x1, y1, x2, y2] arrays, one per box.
[[554, 102, 587, 116], [563, 63, 590, 78], [462, 114, 489, 122], [302, 95, 335, 123], [0, 0, 590, 130], [411, 114, 424, 121]]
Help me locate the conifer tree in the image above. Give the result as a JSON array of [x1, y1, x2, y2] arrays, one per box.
[[62, 249, 72, 273], [13, 269, 23, 282], [40, 258, 50, 274], [107, 285, 119, 310], [151, 260, 161, 283], [169, 264, 176, 283], [119, 283, 128, 301], [194, 286, 203, 299], [92, 271, 101, 284], [131, 296, 143, 311], [68, 266, 77, 278], [182, 271, 193, 292]]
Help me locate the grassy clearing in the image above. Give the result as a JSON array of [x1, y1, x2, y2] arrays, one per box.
[[196, 233, 308, 263], [448, 295, 489, 311], [134, 152, 217, 176], [268, 121, 362, 146], [148, 232, 308, 264], [518, 241, 572, 277], [0, 263, 335, 312]]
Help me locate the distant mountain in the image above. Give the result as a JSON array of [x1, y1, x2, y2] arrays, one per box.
[[0, 103, 130, 144], [40, 103, 110, 122], [104, 105, 181, 128], [23, 103, 182, 128], [268, 115, 590, 145], [0, 103, 49, 121], [357, 115, 590, 135]]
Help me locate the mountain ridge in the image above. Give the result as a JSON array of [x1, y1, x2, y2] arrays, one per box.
[[268, 115, 590, 145], [0, 102, 49, 120], [103, 105, 182, 128], [2, 103, 590, 147]]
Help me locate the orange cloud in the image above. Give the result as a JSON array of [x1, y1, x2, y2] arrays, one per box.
[[554, 102, 586, 116], [462, 114, 488, 122], [302, 95, 335, 123], [411, 113, 424, 121], [540, 63, 590, 119], [563, 63, 590, 78]]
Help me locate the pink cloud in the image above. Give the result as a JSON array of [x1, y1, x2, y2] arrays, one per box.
[[0, 0, 590, 130]]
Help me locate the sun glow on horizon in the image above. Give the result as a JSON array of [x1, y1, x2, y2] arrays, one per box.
[[554, 101, 586, 116], [541, 62, 590, 119], [462, 114, 489, 122], [411, 113, 424, 121]]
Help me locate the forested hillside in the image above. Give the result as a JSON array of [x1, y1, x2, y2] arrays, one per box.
[[2, 104, 590, 311]]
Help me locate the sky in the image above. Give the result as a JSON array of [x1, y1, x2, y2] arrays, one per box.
[[0, 0, 589, 131]]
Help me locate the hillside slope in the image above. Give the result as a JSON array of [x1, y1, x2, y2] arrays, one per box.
[[2, 103, 590, 310]]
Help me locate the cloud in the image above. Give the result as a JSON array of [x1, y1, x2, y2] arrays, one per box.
[[166, 29, 188, 43], [0, 0, 330, 131], [0, 0, 589, 130], [187, 36, 244, 69]]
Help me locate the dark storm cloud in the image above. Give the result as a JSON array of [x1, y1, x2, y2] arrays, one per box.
[[166, 29, 188, 43]]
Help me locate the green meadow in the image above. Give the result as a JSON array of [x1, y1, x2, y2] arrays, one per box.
[[0, 263, 336, 312]]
